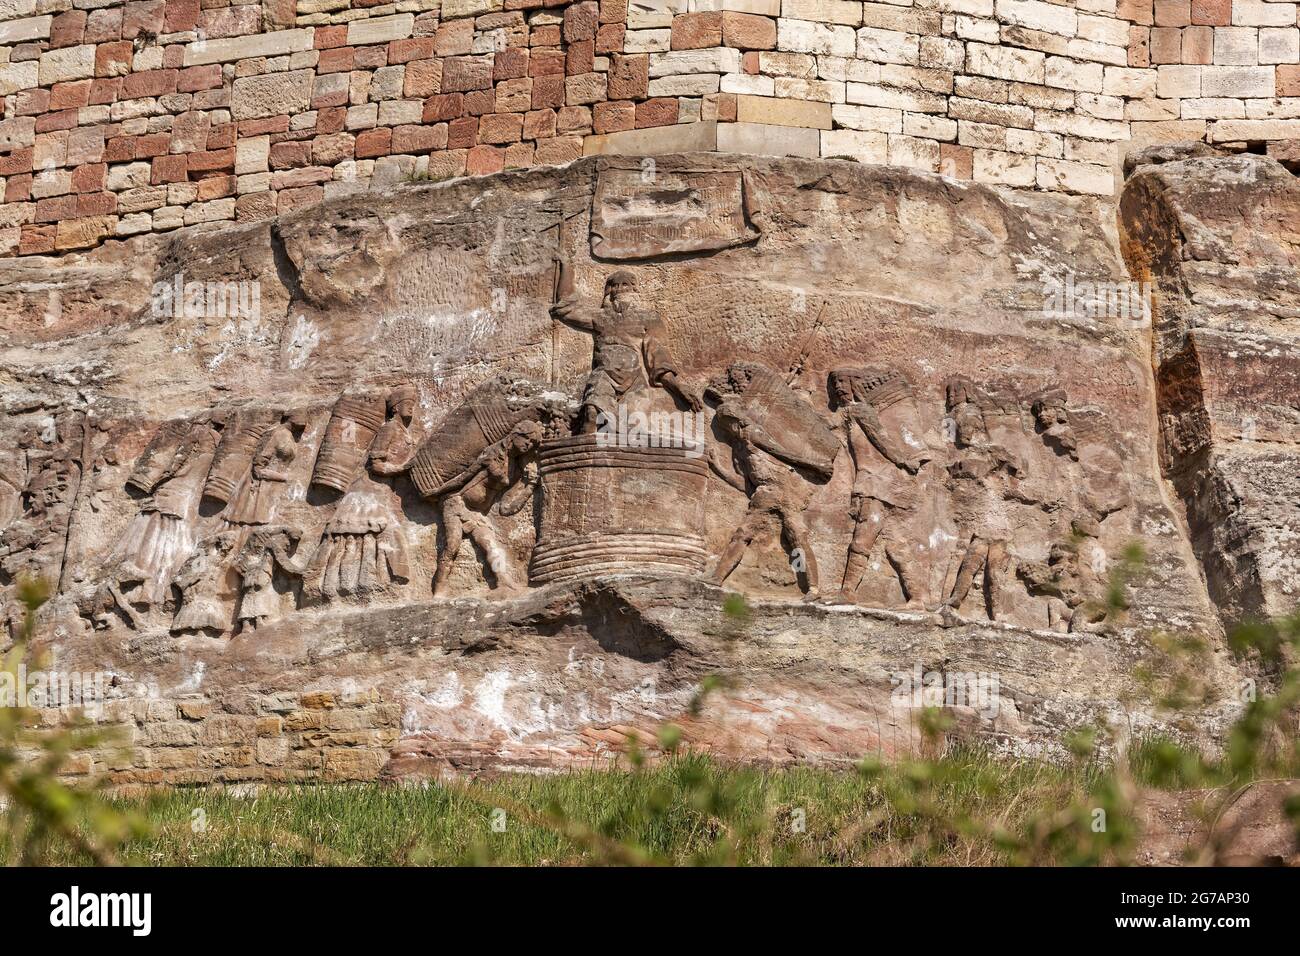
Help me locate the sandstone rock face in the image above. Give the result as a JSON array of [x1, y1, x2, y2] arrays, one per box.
[[1121, 153, 1300, 629], [0, 152, 1283, 784]]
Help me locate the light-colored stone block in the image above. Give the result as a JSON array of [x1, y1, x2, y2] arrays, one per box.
[[722, 73, 777, 95], [773, 76, 846, 101], [347, 14, 415, 46], [235, 136, 271, 175], [1156, 64, 1202, 98], [629, 0, 689, 29], [38, 45, 96, 86], [231, 70, 315, 121], [1044, 56, 1104, 93], [831, 102, 903, 132], [1200, 65, 1275, 97], [583, 120, 718, 155], [1209, 118, 1300, 140], [184, 29, 315, 67], [967, 42, 1046, 84], [649, 48, 743, 75], [1214, 27, 1259, 65], [974, 147, 1036, 185], [777, 17, 857, 56], [856, 26, 919, 65], [1103, 66, 1157, 98], [0, 61, 38, 96], [887, 133, 940, 171], [904, 112, 958, 140], [1036, 157, 1113, 194], [625, 28, 673, 52], [820, 127, 888, 162], [1259, 27, 1300, 64], [107, 162, 152, 192], [781, 0, 862, 26], [735, 93, 833, 127], [649, 73, 721, 95], [995, 0, 1077, 37], [0, 14, 49, 44], [718, 120, 820, 156], [1231, 0, 1296, 27]]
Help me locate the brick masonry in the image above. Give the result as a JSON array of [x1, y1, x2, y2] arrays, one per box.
[[1, 0, 1298, 257]]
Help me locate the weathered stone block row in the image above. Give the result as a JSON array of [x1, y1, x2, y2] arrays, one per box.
[[30, 688, 402, 787]]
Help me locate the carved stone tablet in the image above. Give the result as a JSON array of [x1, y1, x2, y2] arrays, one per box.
[[590, 167, 759, 260]]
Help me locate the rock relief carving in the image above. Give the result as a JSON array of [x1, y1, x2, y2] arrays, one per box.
[[49, 264, 1137, 639], [829, 367, 939, 609], [590, 167, 761, 260], [705, 363, 838, 597]]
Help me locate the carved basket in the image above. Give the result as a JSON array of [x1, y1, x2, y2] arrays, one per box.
[[530, 434, 709, 584], [203, 408, 280, 503], [311, 394, 387, 493]]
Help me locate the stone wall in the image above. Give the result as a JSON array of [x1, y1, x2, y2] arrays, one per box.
[[2, 0, 1300, 256]]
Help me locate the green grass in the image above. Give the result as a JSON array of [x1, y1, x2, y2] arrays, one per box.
[[19, 748, 1113, 866]]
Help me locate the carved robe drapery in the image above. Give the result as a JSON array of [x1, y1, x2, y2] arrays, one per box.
[[115, 420, 219, 604]]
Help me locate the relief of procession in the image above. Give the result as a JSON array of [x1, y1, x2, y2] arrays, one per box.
[[1, 266, 1130, 640]]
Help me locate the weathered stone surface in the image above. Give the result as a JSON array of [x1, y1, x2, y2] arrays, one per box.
[[0, 153, 1283, 784], [1121, 152, 1300, 629], [230, 70, 314, 121], [590, 165, 760, 258]]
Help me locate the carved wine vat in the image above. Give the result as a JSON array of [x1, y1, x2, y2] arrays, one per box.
[[127, 419, 189, 495], [529, 434, 710, 584]]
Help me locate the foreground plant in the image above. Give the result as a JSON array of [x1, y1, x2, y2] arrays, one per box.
[[0, 576, 145, 866]]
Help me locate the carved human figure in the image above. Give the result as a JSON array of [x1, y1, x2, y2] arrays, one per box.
[[234, 527, 303, 632], [303, 492, 409, 599], [705, 363, 838, 596], [828, 367, 936, 608], [368, 385, 419, 476], [1017, 517, 1109, 632], [0, 417, 87, 592], [941, 377, 1027, 621], [171, 531, 239, 635], [551, 266, 701, 433], [224, 410, 307, 529], [113, 414, 221, 605], [428, 419, 548, 597], [78, 562, 147, 632]]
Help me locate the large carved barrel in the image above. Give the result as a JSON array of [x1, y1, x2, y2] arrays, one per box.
[[312, 394, 386, 493], [529, 434, 709, 584], [203, 407, 280, 503]]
